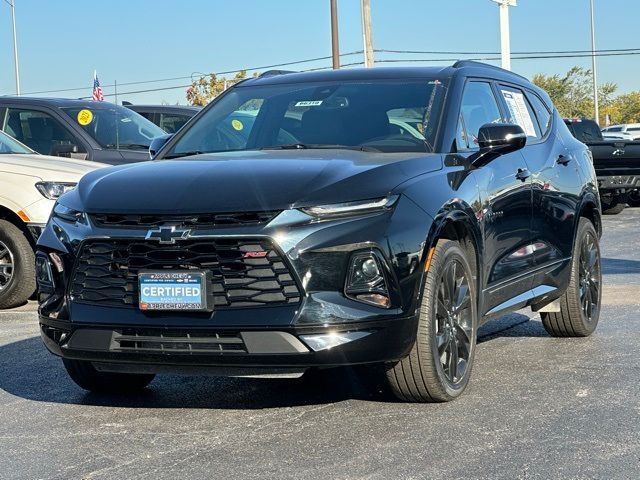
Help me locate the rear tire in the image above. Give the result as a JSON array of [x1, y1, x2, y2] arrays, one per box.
[[601, 197, 626, 215], [386, 239, 477, 402], [63, 359, 155, 393], [627, 190, 640, 208], [0, 220, 36, 309], [541, 218, 601, 337]]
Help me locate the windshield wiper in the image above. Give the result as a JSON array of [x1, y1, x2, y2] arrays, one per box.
[[163, 150, 205, 159], [262, 143, 380, 152], [107, 143, 150, 150]]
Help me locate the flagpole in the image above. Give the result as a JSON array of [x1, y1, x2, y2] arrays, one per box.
[[114, 80, 118, 105], [10, 0, 20, 95]]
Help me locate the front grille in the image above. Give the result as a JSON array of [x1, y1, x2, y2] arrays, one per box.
[[90, 212, 279, 228], [70, 238, 301, 309], [112, 328, 246, 354]]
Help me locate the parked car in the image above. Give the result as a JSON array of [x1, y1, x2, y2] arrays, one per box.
[[0, 98, 166, 165], [0, 130, 105, 308], [565, 118, 640, 214], [122, 103, 201, 133], [602, 123, 640, 141], [37, 62, 602, 402]]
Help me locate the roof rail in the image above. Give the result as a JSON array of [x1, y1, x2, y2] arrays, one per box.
[[259, 70, 296, 78], [452, 60, 529, 81]]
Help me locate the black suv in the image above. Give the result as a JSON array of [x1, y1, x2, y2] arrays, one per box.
[[0, 98, 165, 165], [122, 103, 201, 133], [36, 62, 602, 402]]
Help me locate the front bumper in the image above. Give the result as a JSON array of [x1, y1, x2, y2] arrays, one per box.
[[39, 314, 419, 372], [36, 197, 432, 372]]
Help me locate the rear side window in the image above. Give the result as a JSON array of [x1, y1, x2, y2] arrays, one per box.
[[499, 86, 542, 140], [457, 81, 503, 151], [159, 113, 192, 133], [527, 93, 552, 136]]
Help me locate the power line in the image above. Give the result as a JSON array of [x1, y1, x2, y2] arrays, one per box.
[[17, 47, 640, 99], [21, 50, 365, 96]]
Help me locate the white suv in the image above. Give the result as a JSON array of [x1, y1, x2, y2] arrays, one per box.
[[0, 131, 105, 308], [602, 124, 640, 141]]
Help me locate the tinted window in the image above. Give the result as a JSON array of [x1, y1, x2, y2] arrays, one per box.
[[3, 108, 86, 155], [159, 113, 193, 133], [457, 81, 503, 151], [566, 120, 602, 142], [527, 93, 552, 136], [609, 127, 623, 132], [167, 79, 447, 157], [62, 105, 164, 150], [499, 86, 542, 140]]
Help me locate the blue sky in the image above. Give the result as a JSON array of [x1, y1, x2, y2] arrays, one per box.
[[1, 0, 638, 104]]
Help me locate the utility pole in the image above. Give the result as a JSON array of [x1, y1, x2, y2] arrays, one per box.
[[361, 0, 374, 67], [590, 0, 600, 125], [330, 0, 340, 69], [9, 0, 20, 95], [491, 0, 517, 71]]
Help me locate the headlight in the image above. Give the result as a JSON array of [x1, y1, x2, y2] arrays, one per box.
[[299, 195, 398, 219], [35, 182, 77, 200], [52, 202, 85, 223]]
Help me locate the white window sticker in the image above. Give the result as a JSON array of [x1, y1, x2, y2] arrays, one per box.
[[295, 100, 323, 107], [501, 90, 537, 137]]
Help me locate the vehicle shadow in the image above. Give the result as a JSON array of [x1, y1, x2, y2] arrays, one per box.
[[0, 336, 392, 409], [0, 313, 546, 409], [601, 257, 640, 275], [477, 312, 548, 343]]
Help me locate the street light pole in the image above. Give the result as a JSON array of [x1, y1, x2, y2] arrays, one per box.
[[9, 0, 21, 95], [491, 0, 517, 71], [330, 0, 340, 69], [590, 0, 600, 125], [361, 0, 374, 68]]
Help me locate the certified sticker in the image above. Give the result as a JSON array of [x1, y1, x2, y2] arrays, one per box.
[[77, 109, 93, 126], [231, 119, 243, 131]]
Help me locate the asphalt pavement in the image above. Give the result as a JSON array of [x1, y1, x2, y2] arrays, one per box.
[[1, 209, 639, 479]]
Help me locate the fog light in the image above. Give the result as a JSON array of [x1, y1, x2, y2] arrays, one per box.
[[35, 255, 54, 289], [300, 331, 371, 351], [345, 251, 390, 308]]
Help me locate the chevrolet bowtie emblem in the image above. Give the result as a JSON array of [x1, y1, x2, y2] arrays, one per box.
[[145, 226, 191, 244]]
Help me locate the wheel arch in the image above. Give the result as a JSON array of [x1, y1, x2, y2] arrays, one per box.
[[424, 205, 483, 295], [577, 194, 602, 239], [0, 205, 34, 249]]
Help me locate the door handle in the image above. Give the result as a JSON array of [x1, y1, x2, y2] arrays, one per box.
[[556, 154, 571, 166], [515, 168, 531, 182]]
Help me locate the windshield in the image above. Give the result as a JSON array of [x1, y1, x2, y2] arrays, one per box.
[[0, 130, 32, 154], [62, 105, 165, 149], [166, 79, 447, 157]]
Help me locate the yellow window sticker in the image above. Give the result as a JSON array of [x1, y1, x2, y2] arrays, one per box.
[[77, 109, 93, 126], [231, 119, 243, 131]]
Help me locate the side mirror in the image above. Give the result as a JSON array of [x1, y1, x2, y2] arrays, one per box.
[[149, 134, 173, 159], [50, 143, 79, 158], [471, 123, 527, 167]]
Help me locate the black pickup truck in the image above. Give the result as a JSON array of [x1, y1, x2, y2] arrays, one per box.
[[565, 118, 640, 214]]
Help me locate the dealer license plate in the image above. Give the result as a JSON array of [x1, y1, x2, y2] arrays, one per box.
[[138, 271, 209, 311]]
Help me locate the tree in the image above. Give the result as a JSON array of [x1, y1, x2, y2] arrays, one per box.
[[609, 92, 640, 124], [532, 66, 617, 124], [186, 70, 257, 106]]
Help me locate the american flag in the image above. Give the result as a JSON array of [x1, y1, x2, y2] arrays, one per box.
[[92, 71, 104, 101]]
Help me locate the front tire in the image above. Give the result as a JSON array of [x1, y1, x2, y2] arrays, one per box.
[[386, 239, 477, 402], [0, 220, 36, 309], [541, 218, 601, 337], [63, 359, 155, 393]]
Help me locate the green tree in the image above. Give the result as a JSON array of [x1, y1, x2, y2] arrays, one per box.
[[532, 66, 617, 124], [609, 92, 640, 124]]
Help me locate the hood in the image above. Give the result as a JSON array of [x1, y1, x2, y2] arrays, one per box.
[[71, 150, 442, 214], [0, 154, 107, 181]]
